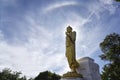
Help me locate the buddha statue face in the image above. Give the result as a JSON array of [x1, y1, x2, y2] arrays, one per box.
[[67, 26, 72, 33]]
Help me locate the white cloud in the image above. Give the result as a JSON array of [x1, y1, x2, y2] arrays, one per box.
[[86, 0, 117, 19], [0, 14, 68, 78], [0, 31, 66, 78], [77, 26, 104, 57], [100, 0, 116, 14], [100, 0, 113, 5]]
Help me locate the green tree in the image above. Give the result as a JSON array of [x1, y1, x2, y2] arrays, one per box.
[[115, 0, 120, 2], [99, 33, 120, 80], [0, 68, 27, 80], [34, 71, 61, 80]]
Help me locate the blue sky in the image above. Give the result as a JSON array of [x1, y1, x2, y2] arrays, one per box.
[[0, 0, 120, 78]]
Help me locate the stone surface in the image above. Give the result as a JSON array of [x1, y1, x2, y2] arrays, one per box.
[[77, 57, 101, 80], [61, 77, 83, 80]]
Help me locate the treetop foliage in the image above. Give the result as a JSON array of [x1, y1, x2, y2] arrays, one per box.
[[0, 68, 61, 80], [34, 70, 61, 80], [115, 0, 120, 2], [0, 68, 27, 80], [99, 33, 120, 80], [100, 33, 120, 63]]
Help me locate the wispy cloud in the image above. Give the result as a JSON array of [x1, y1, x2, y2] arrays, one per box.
[[43, 1, 78, 13], [0, 13, 68, 78], [0, 27, 66, 78], [99, 0, 116, 14]]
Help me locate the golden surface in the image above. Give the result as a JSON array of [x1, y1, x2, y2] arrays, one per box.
[[63, 26, 83, 78], [65, 26, 79, 72], [62, 72, 83, 78]]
